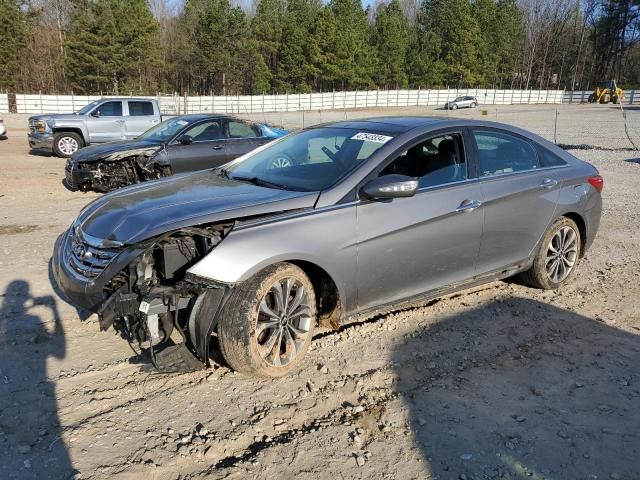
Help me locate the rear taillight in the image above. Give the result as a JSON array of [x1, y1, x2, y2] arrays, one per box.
[[588, 175, 604, 193]]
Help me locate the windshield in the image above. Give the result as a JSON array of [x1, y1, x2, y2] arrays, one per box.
[[139, 117, 193, 142], [77, 100, 100, 115], [223, 127, 393, 191]]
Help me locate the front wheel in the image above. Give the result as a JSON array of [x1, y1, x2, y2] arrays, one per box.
[[53, 132, 84, 158], [451, 104, 458, 110], [521, 217, 581, 289], [218, 263, 317, 378], [471, 102, 477, 108]]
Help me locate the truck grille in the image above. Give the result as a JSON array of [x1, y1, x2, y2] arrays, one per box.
[[68, 230, 120, 278]]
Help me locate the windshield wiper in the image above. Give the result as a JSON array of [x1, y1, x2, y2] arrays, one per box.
[[231, 175, 290, 190]]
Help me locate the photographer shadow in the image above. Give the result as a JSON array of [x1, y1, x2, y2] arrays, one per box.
[[0, 280, 75, 479], [393, 297, 639, 479]]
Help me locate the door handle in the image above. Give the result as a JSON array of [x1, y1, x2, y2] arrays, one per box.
[[212, 145, 223, 150], [115, 119, 125, 124], [541, 178, 558, 189], [455, 199, 482, 213]]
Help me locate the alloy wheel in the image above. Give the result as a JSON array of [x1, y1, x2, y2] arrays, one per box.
[[545, 226, 578, 283], [58, 137, 79, 156], [255, 278, 312, 367]]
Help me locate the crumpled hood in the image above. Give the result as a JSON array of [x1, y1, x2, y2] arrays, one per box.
[[71, 139, 162, 163], [76, 171, 318, 244]]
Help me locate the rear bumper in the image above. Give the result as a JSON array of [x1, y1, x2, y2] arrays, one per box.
[[28, 131, 54, 151]]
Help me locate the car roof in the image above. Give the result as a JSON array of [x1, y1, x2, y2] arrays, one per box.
[[171, 113, 242, 122], [316, 116, 449, 134]]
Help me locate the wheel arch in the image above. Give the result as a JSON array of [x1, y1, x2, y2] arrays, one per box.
[[52, 127, 86, 143], [557, 211, 587, 258], [288, 260, 344, 330]]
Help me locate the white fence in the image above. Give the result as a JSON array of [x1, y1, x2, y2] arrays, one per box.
[[8, 89, 564, 115], [2, 89, 639, 114]]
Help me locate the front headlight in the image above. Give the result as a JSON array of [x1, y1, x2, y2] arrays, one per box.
[[32, 120, 47, 133]]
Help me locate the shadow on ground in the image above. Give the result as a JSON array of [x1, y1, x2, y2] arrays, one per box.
[[0, 280, 75, 479], [393, 297, 639, 480], [624, 157, 640, 165]]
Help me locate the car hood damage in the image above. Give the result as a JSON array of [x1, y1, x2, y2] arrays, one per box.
[[76, 171, 319, 244], [72, 139, 163, 164]]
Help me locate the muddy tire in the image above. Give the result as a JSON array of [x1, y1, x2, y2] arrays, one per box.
[[521, 217, 581, 290], [218, 263, 317, 378], [53, 132, 84, 158]]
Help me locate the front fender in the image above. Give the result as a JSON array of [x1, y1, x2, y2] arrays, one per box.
[[51, 120, 90, 143], [186, 204, 358, 314]]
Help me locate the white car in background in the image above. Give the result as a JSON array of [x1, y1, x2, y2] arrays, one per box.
[[0, 118, 6, 137], [444, 96, 478, 110]]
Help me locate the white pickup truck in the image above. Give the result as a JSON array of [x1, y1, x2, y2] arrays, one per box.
[[27, 97, 162, 157]]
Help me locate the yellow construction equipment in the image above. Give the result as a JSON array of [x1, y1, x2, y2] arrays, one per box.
[[589, 80, 624, 104]]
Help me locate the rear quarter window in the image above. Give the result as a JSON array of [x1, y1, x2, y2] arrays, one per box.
[[538, 147, 568, 167]]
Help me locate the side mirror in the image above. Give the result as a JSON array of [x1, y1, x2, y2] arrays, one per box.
[[178, 135, 193, 145], [91, 110, 100, 118], [361, 174, 418, 199]]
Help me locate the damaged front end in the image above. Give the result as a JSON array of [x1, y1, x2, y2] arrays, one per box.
[[53, 222, 234, 368], [67, 146, 170, 193]]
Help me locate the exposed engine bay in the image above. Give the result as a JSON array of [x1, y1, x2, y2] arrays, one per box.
[[67, 146, 170, 193], [96, 223, 233, 368]]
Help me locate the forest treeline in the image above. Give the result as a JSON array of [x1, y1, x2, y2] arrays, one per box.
[[1, 0, 639, 95]]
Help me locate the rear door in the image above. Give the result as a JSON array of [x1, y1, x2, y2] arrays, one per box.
[[165, 118, 229, 173], [224, 119, 269, 160], [124, 100, 160, 139], [85, 100, 125, 143], [355, 130, 484, 311], [471, 128, 561, 274]]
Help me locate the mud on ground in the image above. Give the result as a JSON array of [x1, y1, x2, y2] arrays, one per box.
[[0, 105, 639, 480]]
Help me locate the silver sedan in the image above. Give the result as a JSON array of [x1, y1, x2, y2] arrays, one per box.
[[53, 117, 603, 377], [445, 96, 478, 109]]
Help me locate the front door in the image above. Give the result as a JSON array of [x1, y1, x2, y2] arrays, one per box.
[[470, 128, 560, 274], [356, 131, 484, 312], [166, 119, 229, 173], [85, 100, 125, 143]]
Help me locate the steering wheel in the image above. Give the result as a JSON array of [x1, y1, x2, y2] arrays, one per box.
[[266, 153, 295, 170]]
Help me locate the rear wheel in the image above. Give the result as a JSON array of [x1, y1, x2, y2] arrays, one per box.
[[53, 132, 84, 158], [521, 217, 581, 289], [612, 95, 620, 104], [218, 263, 316, 378], [471, 102, 477, 108]]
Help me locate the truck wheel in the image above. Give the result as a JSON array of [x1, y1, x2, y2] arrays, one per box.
[[521, 217, 581, 290], [600, 94, 610, 104], [612, 95, 620, 104], [218, 263, 317, 378], [53, 132, 84, 158]]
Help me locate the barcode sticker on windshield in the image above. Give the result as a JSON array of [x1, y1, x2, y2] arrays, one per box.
[[351, 132, 393, 144]]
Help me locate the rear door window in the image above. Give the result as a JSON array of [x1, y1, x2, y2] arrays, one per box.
[[227, 120, 259, 138], [95, 101, 122, 117], [128, 101, 154, 116], [472, 130, 539, 176]]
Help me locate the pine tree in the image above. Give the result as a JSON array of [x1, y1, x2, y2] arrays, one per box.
[[187, 0, 249, 94], [0, 0, 31, 90], [66, 0, 161, 94], [313, 0, 376, 90], [411, 0, 484, 88], [373, 0, 409, 89]]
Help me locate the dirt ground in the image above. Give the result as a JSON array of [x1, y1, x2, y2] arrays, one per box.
[[0, 105, 639, 480]]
